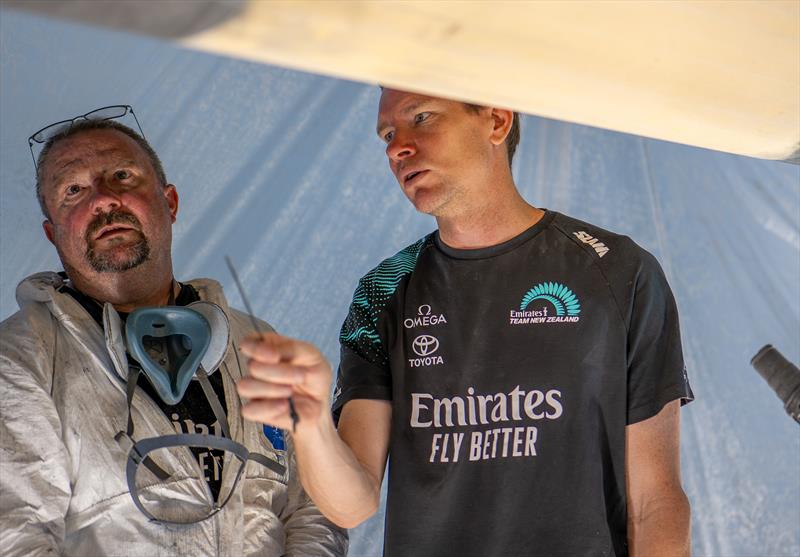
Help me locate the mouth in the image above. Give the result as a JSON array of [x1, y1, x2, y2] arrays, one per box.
[[94, 224, 136, 241], [403, 169, 428, 186]]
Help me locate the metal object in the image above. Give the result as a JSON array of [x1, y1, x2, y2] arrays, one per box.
[[751, 344, 800, 424], [225, 256, 299, 432]]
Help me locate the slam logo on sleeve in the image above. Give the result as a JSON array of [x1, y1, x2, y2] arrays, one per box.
[[573, 231, 610, 258], [509, 282, 581, 325]]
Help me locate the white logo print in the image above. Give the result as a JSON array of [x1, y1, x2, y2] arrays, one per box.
[[404, 304, 448, 329], [409, 335, 444, 368], [412, 335, 440, 356], [573, 231, 610, 258], [408, 385, 565, 464]]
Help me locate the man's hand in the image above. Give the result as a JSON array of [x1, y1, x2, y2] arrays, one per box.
[[237, 333, 333, 432], [237, 332, 391, 528]]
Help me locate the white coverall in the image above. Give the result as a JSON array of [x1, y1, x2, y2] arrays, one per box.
[[0, 272, 348, 557]]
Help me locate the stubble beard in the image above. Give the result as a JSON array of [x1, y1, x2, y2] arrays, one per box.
[[85, 210, 151, 273], [410, 180, 460, 219], [87, 234, 150, 272]]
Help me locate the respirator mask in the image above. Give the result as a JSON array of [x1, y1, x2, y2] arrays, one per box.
[[114, 302, 284, 524]]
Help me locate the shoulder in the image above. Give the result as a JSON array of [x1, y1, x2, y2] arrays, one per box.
[[184, 277, 277, 335], [228, 308, 276, 337], [350, 233, 435, 305], [361, 234, 434, 284], [547, 213, 674, 328], [2, 271, 65, 344], [549, 212, 661, 276], [0, 307, 42, 344], [340, 234, 434, 355], [0, 298, 57, 390]]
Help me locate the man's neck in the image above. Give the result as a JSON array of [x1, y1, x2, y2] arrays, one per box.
[[436, 183, 545, 250], [65, 265, 177, 313]]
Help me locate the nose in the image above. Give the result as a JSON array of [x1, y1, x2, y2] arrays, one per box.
[[89, 178, 122, 214], [386, 132, 416, 163]]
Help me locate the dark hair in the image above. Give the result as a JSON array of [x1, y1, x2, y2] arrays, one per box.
[[463, 103, 520, 168], [35, 119, 167, 219]]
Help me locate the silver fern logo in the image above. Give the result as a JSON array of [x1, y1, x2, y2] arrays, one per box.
[[510, 282, 581, 325]]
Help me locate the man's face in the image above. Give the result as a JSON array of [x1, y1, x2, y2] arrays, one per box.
[[376, 89, 495, 217], [40, 128, 177, 281]]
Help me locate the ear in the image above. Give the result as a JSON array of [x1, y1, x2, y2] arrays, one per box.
[[488, 108, 514, 146], [163, 184, 179, 223], [42, 220, 55, 245]]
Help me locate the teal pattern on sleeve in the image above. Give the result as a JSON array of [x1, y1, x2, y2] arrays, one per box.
[[340, 236, 431, 366]]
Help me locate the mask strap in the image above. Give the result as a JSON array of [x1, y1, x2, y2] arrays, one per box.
[[194, 359, 286, 476], [195, 363, 287, 477], [125, 364, 140, 436], [247, 452, 287, 476], [115, 364, 171, 481], [195, 364, 232, 440]]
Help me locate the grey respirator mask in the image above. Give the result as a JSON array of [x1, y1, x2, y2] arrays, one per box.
[[115, 302, 285, 524]]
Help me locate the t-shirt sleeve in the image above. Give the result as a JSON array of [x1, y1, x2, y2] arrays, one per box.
[[626, 250, 694, 424], [332, 279, 393, 424]]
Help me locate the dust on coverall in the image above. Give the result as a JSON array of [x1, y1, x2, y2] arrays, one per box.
[[0, 272, 348, 557]]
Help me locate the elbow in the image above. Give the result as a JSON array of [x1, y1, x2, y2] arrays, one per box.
[[630, 489, 691, 529], [628, 489, 691, 556], [327, 494, 380, 529]]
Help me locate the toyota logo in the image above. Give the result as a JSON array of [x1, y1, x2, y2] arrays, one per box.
[[412, 335, 439, 356]]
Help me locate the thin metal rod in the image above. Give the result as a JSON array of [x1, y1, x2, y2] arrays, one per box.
[[225, 256, 299, 432]]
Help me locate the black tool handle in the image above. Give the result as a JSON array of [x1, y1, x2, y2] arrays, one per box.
[[751, 344, 800, 424]]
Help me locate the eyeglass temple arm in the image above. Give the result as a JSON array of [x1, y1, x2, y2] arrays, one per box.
[[29, 140, 38, 176], [129, 108, 146, 141]]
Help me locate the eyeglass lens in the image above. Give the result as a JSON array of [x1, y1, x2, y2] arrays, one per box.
[[31, 105, 130, 144]]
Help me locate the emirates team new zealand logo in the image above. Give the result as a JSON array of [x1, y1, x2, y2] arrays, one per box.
[[510, 282, 581, 325]]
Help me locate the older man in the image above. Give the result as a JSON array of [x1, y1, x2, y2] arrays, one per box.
[[0, 110, 347, 556], [239, 90, 694, 556]]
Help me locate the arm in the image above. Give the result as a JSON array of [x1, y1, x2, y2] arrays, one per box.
[[0, 317, 71, 556], [626, 399, 691, 556], [294, 399, 391, 529], [280, 433, 350, 556], [238, 333, 391, 529]]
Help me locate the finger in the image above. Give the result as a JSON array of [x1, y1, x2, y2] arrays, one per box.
[[241, 398, 293, 428], [240, 332, 282, 364], [237, 377, 294, 399], [246, 360, 307, 385], [242, 331, 273, 343], [241, 333, 323, 366]]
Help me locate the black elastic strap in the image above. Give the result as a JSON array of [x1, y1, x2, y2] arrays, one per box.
[[249, 452, 286, 476], [195, 365, 232, 440], [120, 364, 171, 481], [125, 364, 141, 436], [197, 362, 286, 476]]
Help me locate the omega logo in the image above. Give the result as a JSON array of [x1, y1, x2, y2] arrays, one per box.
[[412, 335, 440, 357], [404, 305, 448, 329]]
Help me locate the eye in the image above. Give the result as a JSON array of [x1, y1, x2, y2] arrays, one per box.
[[383, 130, 395, 143], [114, 169, 131, 181], [65, 184, 82, 197], [414, 112, 431, 124]]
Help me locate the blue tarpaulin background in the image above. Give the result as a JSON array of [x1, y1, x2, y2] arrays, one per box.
[[1, 9, 798, 556]]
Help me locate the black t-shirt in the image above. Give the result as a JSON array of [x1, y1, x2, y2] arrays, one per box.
[[62, 279, 229, 500], [333, 211, 693, 557]]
